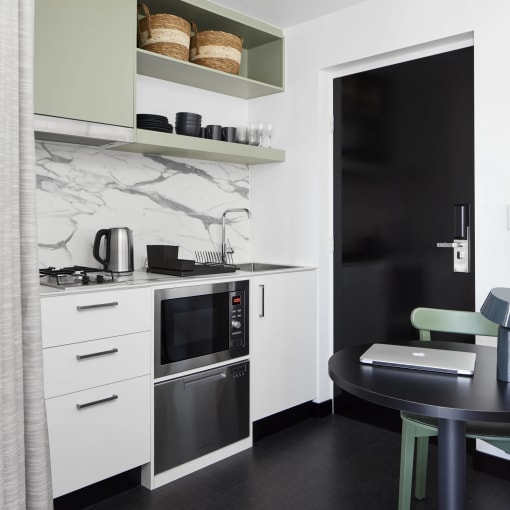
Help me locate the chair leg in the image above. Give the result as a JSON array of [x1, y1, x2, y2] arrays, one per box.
[[414, 436, 429, 500], [398, 419, 416, 510]]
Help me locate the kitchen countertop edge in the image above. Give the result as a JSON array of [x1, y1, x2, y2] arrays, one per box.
[[39, 265, 317, 297]]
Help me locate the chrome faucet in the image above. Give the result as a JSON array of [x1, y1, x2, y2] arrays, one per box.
[[221, 208, 251, 264]]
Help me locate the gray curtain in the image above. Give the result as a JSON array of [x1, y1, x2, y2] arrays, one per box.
[[0, 0, 53, 508]]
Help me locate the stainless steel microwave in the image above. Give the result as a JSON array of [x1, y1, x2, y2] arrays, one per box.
[[154, 280, 249, 378]]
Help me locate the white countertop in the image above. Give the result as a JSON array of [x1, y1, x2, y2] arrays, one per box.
[[39, 265, 316, 297]]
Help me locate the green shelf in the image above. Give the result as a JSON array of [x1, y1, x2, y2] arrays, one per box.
[[137, 49, 283, 99], [138, 0, 284, 98], [113, 129, 285, 165]]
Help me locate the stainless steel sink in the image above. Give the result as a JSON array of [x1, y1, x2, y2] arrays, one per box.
[[236, 262, 297, 272]]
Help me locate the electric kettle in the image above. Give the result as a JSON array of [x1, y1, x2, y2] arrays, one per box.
[[93, 227, 134, 275]]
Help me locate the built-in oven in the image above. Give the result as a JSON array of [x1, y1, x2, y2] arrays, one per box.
[[154, 280, 249, 379]]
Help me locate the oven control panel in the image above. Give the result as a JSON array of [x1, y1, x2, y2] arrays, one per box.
[[229, 290, 245, 348]]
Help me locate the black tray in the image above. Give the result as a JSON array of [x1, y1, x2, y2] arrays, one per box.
[[147, 264, 236, 277], [148, 259, 195, 271]]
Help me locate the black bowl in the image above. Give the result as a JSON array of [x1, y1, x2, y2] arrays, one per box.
[[175, 124, 201, 136], [176, 120, 201, 127], [176, 122, 201, 129], [176, 112, 202, 121], [176, 117, 201, 123], [176, 121, 201, 127], [176, 111, 201, 116]]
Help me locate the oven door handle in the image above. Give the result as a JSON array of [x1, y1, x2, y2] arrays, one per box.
[[183, 370, 227, 389]]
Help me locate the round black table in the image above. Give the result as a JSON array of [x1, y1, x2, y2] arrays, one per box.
[[328, 341, 510, 510]]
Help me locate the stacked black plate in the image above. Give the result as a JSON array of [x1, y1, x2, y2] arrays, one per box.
[[136, 114, 173, 133], [175, 112, 201, 137]]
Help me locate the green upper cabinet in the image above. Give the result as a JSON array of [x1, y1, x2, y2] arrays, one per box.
[[34, 0, 136, 127], [33, 0, 285, 162], [137, 0, 284, 99]]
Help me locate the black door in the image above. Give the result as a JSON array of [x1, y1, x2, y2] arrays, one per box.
[[333, 47, 474, 425]]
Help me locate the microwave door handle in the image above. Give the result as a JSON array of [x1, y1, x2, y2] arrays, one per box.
[[183, 370, 227, 389]]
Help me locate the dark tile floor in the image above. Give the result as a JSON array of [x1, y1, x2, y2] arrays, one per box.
[[84, 415, 510, 510]]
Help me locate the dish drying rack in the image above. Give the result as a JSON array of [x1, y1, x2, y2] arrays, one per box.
[[195, 250, 235, 267], [146, 246, 237, 277]]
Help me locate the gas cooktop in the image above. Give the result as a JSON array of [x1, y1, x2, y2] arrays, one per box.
[[39, 263, 241, 290], [39, 266, 126, 289]]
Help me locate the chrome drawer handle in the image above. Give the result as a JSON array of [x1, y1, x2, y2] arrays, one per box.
[[76, 348, 118, 360], [76, 301, 119, 311], [76, 394, 118, 410]]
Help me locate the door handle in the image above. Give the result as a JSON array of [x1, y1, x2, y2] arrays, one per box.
[[437, 234, 470, 272], [436, 204, 470, 273], [259, 284, 265, 318], [437, 242, 462, 249]]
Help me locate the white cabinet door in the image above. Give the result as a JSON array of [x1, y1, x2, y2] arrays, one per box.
[[46, 375, 150, 498], [251, 270, 317, 421]]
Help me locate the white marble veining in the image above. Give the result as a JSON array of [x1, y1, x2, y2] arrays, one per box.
[[36, 142, 250, 270]]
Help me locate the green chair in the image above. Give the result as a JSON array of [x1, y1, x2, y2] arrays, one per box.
[[398, 307, 510, 510]]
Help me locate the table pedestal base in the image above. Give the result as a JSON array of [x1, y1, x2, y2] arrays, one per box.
[[438, 418, 466, 510]]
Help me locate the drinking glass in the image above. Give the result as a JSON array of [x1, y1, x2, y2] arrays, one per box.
[[248, 123, 260, 146], [264, 123, 273, 148], [236, 126, 248, 144], [257, 121, 265, 146]]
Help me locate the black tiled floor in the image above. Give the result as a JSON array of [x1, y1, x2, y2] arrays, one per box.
[[85, 415, 510, 509]]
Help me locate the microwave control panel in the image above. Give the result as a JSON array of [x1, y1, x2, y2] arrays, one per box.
[[229, 290, 245, 348]]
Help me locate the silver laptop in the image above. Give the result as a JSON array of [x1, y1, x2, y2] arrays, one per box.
[[360, 343, 476, 376]]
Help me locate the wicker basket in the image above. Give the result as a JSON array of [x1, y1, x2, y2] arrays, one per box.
[[137, 3, 191, 61], [190, 23, 243, 75]]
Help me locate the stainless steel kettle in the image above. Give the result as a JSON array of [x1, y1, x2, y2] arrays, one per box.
[[93, 227, 134, 275]]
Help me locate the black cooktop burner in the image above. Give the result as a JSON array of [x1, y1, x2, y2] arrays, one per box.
[[39, 266, 116, 288]]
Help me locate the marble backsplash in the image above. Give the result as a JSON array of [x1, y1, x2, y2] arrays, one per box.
[[35, 142, 250, 271]]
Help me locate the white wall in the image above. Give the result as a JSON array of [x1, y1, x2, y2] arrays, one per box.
[[248, 0, 510, 408], [137, 75, 249, 129]]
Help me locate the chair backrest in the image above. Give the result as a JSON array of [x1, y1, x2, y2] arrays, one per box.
[[410, 307, 499, 341]]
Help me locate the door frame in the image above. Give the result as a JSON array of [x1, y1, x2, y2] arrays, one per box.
[[315, 32, 474, 403]]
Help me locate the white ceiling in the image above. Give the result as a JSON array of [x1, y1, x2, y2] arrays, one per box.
[[209, 0, 366, 28]]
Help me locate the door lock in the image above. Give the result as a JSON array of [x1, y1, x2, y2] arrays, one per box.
[[437, 233, 470, 272], [436, 203, 470, 273]]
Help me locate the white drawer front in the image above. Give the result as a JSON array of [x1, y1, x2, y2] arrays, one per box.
[[46, 376, 150, 498], [43, 332, 150, 398], [41, 287, 151, 347]]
